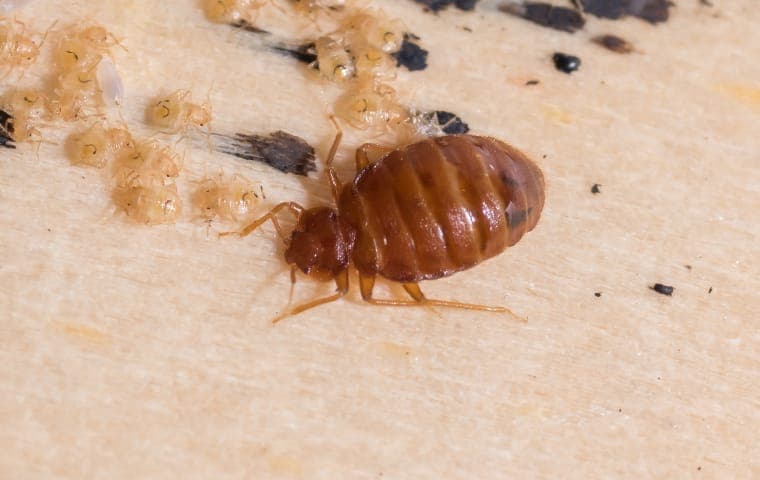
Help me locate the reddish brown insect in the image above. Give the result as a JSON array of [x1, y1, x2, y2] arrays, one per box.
[[230, 120, 545, 322]]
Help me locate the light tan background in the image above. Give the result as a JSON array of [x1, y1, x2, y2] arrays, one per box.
[[1, 0, 758, 478]]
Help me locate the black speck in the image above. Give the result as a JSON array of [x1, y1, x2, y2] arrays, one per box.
[[462, 26, 473, 32], [657, 376, 661, 380], [574, 0, 672, 24], [553, 53, 581, 73], [594, 292, 602, 297], [699, 0, 712, 6], [435, 111, 470, 134], [47, 228, 52, 232], [591, 183, 602, 194], [592, 34, 634, 54], [650, 283, 674, 296], [708, 287, 713, 294], [216, 131, 316, 176], [684, 264, 692, 270], [500, 2, 585, 33], [618, 408, 622, 412], [272, 42, 317, 65], [412, 0, 479, 12], [393, 34, 428, 71], [229, 19, 269, 34], [698, 466, 702, 471], [525, 79, 540, 86]]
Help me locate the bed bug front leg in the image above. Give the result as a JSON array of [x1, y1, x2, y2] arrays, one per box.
[[220, 200, 304, 243], [272, 268, 349, 323]]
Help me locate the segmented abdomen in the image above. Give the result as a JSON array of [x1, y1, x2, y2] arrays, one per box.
[[338, 135, 545, 282]]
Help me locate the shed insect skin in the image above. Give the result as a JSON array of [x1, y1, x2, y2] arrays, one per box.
[[0, 18, 45, 74], [225, 119, 546, 322]]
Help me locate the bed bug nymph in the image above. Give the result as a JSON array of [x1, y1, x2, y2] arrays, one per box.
[[227, 119, 545, 322]]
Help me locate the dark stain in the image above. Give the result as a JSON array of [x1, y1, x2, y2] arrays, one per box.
[[216, 131, 316, 176], [553, 52, 581, 73], [684, 264, 692, 270], [230, 19, 270, 34], [699, 0, 712, 6], [1, 108, 15, 149], [573, 0, 673, 24], [525, 79, 540, 86], [412, 0, 479, 12], [507, 206, 532, 227], [500, 2, 585, 33], [708, 286, 712, 294], [650, 283, 674, 296], [435, 111, 470, 134], [272, 42, 317, 65], [591, 183, 602, 194], [393, 34, 428, 71], [592, 34, 634, 53], [462, 26, 473, 32], [594, 292, 602, 297]]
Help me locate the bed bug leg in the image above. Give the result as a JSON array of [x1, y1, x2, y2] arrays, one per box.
[[272, 268, 349, 323], [355, 143, 393, 171], [220, 200, 303, 243], [325, 116, 343, 203], [359, 274, 524, 320]]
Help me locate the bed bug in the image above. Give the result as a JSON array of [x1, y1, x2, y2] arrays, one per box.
[[333, 79, 407, 131], [147, 89, 212, 136], [52, 24, 121, 73], [113, 139, 182, 185], [66, 123, 133, 168], [193, 173, 259, 223], [112, 174, 182, 225], [225, 119, 546, 322], [0, 18, 46, 75]]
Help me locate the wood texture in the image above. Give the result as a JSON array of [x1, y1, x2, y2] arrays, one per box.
[[1, 1, 758, 478]]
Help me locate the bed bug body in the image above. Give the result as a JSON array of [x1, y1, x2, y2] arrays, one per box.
[[232, 124, 545, 321]]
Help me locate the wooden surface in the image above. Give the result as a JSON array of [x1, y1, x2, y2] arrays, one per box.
[[1, 1, 758, 478]]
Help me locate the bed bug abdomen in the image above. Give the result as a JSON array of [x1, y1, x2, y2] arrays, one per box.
[[339, 135, 545, 283]]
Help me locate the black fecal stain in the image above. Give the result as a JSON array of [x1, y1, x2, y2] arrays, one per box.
[[393, 34, 428, 71], [708, 286, 713, 294], [412, 0, 479, 12], [591, 183, 601, 194], [216, 131, 316, 176], [1, 109, 15, 149], [435, 111, 470, 134], [573, 0, 673, 24], [553, 52, 581, 73], [272, 42, 317, 65], [650, 283, 674, 296], [594, 292, 602, 297], [230, 19, 269, 34], [525, 79, 540, 86], [500, 2, 585, 33], [592, 34, 634, 53]]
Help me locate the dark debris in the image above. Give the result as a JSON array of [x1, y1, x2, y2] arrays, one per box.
[[435, 111, 470, 134], [216, 131, 316, 176], [272, 42, 318, 65], [500, 2, 586, 33], [594, 292, 602, 297], [393, 34, 429, 71], [1, 108, 15, 149], [553, 52, 581, 73], [591, 183, 602, 194], [525, 79, 540, 86], [412, 0, 480, 12], [650, 283, 674, 296], [573, 0, 673, 24], [230, 19, 270, 34], [592, 34, 634, 53]]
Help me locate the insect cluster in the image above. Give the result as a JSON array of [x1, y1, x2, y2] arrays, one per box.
[[1, 9, 259, 228]]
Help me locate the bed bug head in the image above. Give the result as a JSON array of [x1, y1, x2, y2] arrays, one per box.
[[284, 206, 355, 281]]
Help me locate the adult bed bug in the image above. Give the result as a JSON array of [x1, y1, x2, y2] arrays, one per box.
[[228, 119, 545, 322]]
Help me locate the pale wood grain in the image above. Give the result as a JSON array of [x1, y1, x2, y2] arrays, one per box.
[[1, 0, 758, 478]]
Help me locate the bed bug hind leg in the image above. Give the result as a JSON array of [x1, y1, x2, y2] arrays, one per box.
[[359, 275, 525, 321], [272, 269, 349, 324]]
